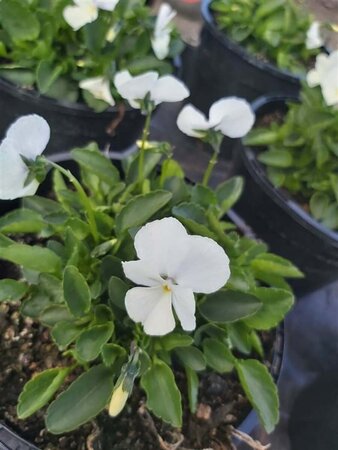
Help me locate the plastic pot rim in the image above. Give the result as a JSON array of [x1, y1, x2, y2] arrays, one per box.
[[241, 94, 338, 248], [201, 0, 302, 86]]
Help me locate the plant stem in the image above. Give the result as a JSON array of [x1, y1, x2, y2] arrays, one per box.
[[202, 133, 223, 187], [138, 111, 152, 186], [47, 160, 100, 243]]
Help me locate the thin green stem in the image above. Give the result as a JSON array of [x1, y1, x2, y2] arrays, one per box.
[[202, 132, 223, 187], [47, 160, 100, 243], [138, 111, 152, 186], [207, 210, 236, 257]]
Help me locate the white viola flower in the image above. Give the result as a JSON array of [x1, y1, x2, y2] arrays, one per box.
[[79, 76, 115, 106], [63, 0, 119, 31], [307, 51, 338, 106], [151, 3, 177, 60], [114, 70, 189, 108], [123, 218, 230, 336], [177, 97, 255, 139], [0, 115, 50, 200], [306, 22, 324, 50]]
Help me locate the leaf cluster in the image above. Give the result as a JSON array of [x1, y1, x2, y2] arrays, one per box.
[[0, 0, 183, 108], [211, 0, 318, 74], [245, 84, 338, 230], [0, 143, 302, 434]]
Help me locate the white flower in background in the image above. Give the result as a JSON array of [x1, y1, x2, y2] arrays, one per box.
[[307, 51, 338, 106], [63, 0, 119, 31], [123, 218, 230, 336], [306, 22, 324, 50], [114, 70, 189, 108], [151, 3, 177, 60], [79, 76, 115, 106], [177, 97, 255, 139], [0, 115, 50, 200]]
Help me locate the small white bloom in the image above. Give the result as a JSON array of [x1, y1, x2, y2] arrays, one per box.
[[114, 70, 189, 108], [0, 115, 50, 200], [307, 51, 338, 106], [151, 3, 177, 60], [306, 22, 324, 50], [63, 0, 119, 31], [79, 76, 115, 106], [177, 97, 255, 139], [123, 218, 230, 336]]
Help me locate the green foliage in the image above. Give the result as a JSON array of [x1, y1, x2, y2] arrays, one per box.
[[211, 0, 318, 74], [0, 0, 183, 108], [0, 138, 302, 435], [245, 84, 338, 230]]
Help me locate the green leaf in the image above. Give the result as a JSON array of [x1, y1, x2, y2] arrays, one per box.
[[203, 338, 235, 373], [160, 159, 184, 185], [18, 368, 69, 419], [157, 333, 194, 351], [40, 305, 73, 327], [0, 209, 45, 234], [126, 150, 162, 184], [216, 177, 244, 214], [0, 0, 40, 41], [244, 288, 294, 330], [46, 365, 114, 434], [244, 129, 279, 146], [236, 359, 279, 433], [199, 290, 262, 323], [185, 367, 199, 414], [0, 244, 61, 274], [258, 150, 293, 168], [36, 60, 63, 94], [71, 145, 120, 186], [173, 202, 207, 225], [0, 279, 28, 302], [101, 343, 127, 367], [141, 360, 182, 427], [76, 323, 114, 362], [175, 347, 206, 371], [116, 190, 172, 234], [251, 253, 303, 278], [63, 266, 91, 317], [191, 184, 217, 208], [108, 276, 128, 310], [309, 192, 331, 221], [51, 321, 84, 350]]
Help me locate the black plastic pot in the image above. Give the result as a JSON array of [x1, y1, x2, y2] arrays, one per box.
[[188, 0, 301, 113], [0, 77, 146, 156], [234, 95, 338, 296]]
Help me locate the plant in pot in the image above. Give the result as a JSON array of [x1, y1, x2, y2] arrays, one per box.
[[0, 82, 302, 449], [234, 50, 338, 296], [0, 0, 184, 155], [188, 0, 332, 112]]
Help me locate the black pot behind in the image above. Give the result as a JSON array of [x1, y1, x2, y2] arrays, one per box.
[[234, 96, 338, 296], [188, 0, 301, 113], [0, 77, 146, 156]]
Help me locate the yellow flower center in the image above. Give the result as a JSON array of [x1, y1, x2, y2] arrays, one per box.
[[163, 283, 172, 293]]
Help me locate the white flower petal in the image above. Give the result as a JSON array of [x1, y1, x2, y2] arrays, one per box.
[[0, 139, 38, 200], [150, 75, 190, 105], [175, 235, 230, 294], [114, 70, 132, 90], [321, 67, 338, 106], [155, 3, 176, 35], [122, 260, 162, 287], [151, 33, 171, 60], [125, 286, 175, 336], [6, 114, 50, 160], [95, 0, 119, 11], [210, 97, 255, 138], [176, 104, 210, 137], [116, 71, 159, 105], [63, 3, 98, 31], [307, 68, 320, 87], [306, 22, 324, 50], [172, 285, 196, 331], [133, 217, 189, 277], [79, 76, 115, 106]]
